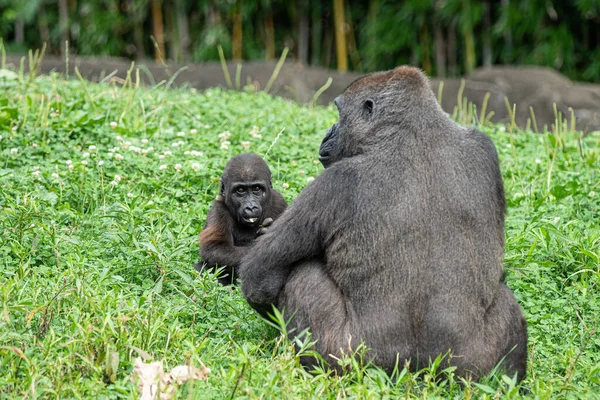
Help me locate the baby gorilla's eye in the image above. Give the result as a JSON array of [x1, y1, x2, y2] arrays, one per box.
[[236, 187, 246, 194], [252, 186, 262, 193]]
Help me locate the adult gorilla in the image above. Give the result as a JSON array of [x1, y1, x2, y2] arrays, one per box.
[[239, 67, 527, 382]]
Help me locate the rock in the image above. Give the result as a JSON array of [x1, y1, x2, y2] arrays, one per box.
[[6, 54, 598, 132]]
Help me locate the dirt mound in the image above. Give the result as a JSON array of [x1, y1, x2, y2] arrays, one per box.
[[6, 55, 598, 132]]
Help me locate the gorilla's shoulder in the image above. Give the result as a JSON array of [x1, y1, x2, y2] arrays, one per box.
[[464, 127, 500, 156]]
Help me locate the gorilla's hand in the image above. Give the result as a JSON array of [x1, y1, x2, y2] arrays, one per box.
[[256, 217, 274, 236]]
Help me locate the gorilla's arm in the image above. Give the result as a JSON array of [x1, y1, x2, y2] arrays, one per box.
[[240, 173, 346, 315], [198, 202, 249, 271]]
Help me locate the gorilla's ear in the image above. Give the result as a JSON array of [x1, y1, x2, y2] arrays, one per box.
[[363, 99, 374, 118], [220, 179, 225, 196]]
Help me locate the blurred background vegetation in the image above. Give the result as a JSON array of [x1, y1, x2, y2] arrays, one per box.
[[0, 0, 599, 82]]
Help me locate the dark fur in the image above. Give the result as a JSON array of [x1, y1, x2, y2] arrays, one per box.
[[240, 67, 527, 381], [195, 153, 287, 285]]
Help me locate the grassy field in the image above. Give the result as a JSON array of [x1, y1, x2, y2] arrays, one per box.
[[0, 67, 599, 399]]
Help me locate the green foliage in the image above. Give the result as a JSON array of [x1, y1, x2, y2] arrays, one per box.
[[0, 69, 599, 398], [1, 0, 600, 81]]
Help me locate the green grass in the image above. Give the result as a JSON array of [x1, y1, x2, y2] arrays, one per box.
[[0, 69, 599, 399]]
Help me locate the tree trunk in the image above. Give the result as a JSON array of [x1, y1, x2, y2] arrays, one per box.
[[433, 0, 446, 77], [366, 0, 378, 71], [333, 0, 347, 72], [434, 24, 446, 77], [151, 0, 166, 61], [176, 0, 190, 62], [264, 7, 275, 60], [166, 4, 180, 62], [323, 23, 334, 69], [38, 6, 51, 52], [233, 0, 243, 61], [447, 19, 457, 76], [345, 0, 362, 71], [462, 0, 476, 74], [58, 0, 69, 56], [297, 0, 309, 64], [501, 0, 512, 63], [420, 22, 431, 74], [310, 0, 322, 65], [15, 18, 24, 45], [482, 0, 492, 68], [130, 0, 146, 59]]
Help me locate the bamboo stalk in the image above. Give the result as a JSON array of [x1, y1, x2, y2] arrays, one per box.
[[333, 0, 348, 72]]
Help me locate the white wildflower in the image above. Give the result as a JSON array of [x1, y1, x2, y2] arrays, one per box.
[[65, 160, 73, 166], [282, 183, 289, 189], [218, 131, 231, 141], [177, 131, 185, 137], [32, 143, 38, 148], [51, 173, 59, 179], [220, 141, 230, 150], [191, 150, 203, 157], [114, 174, 122, 182], [81, 160, 88, 166], [184, 150, 191, 155], [250, 126, 262, 139], [191, 162, 201, 172], [298, 170, 305, 175], [110, 180, 118, 187], [82, 152, 90, 158], [241, 141, 250, 150], [89, 145, 97, 151], [141, 138, 149, 145], [307, 177, 315, 183], [159, 164, 167, 171], [159, 155, 166, 160], [127, 193, 134, 198], [114, 154, 123, 161], [110, 122, 118, 129], [164, 151, 172, 156], [174, 164, 182, 172], [10, 148, 18, 154], [190, 129, 197, 135], [97, 160, 105, 166]]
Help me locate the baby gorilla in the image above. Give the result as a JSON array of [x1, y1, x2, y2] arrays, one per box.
[[194, 153, 287, 285]]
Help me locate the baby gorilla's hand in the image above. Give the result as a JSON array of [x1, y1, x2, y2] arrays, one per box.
[[256, 217, 274, 236]]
